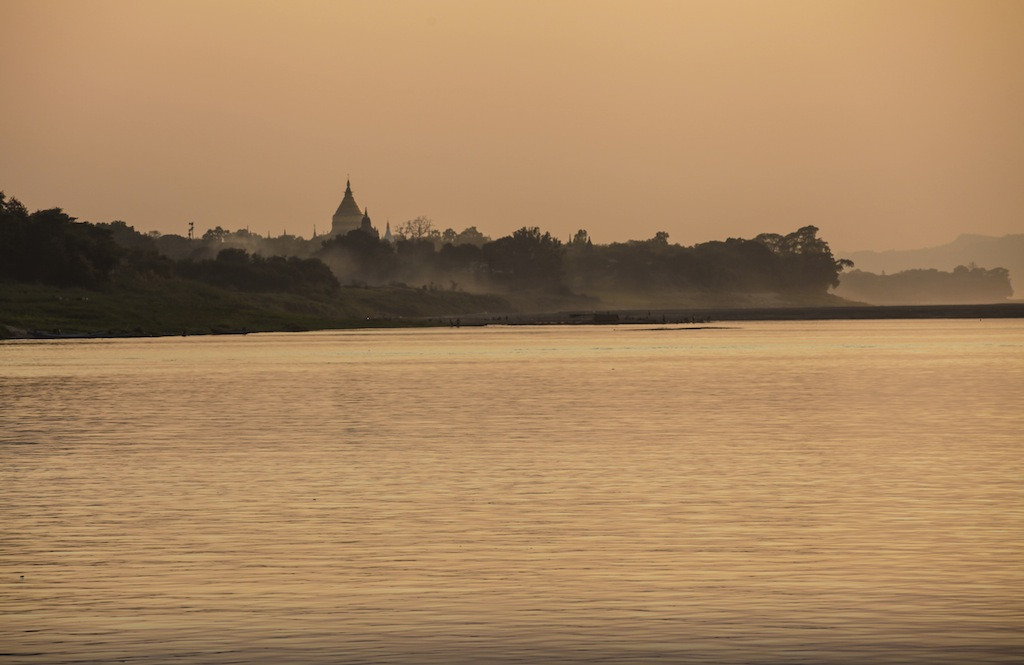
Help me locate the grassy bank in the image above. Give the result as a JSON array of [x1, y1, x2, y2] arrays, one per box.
[[477, 302, 1024, 326], [7, 278, 1019, 340], [0, 278, 512, 338]]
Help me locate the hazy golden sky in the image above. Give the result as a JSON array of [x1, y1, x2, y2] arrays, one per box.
[[2, 0, 1022, 250]]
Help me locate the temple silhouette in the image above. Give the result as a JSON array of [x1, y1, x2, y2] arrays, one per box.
[[331, 179, 389, 240]]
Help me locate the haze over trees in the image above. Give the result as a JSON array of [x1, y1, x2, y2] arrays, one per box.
[[3, 190, 1014, 309], [564, 226, 852, 304], [194, 221, 853, 302], [835, 266, 1013, 305], [840, 234, 1024, 295]]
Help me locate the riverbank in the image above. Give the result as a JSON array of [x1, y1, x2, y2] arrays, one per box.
[[0, 278, 513, 339], [477, 302, 1024, 326], [4, 278, 1021, 340]]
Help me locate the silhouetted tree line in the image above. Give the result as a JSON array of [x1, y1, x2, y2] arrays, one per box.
[[1, 193, 337, 294], [564, 226, 852, 296], [175, 248, 339, 294], [835, 266, 1012, 305], [0, 193, 121, 287], [314, 223, 852, 297], [3, 191, 863, 298]]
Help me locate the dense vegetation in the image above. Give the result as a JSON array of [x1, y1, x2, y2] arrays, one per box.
[[0, 195, 338, 295], [307, 224, 853, 299], [0, 194, 121, 287], [2, 191, 857, 303], [11, 188, 1010, 336], [0, 193, 513, 336], [835, 266, 1013, 305], [563, 227, 853, 304]]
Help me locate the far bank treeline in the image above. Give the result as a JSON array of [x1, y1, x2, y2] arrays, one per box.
[[0, 193, 851, 299], [0, 192, 1011, 305]]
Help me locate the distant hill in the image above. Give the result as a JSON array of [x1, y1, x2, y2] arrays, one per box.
[[839, 234, 1024, 293]]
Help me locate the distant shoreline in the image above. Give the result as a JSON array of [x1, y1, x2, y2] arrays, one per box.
[[455, 302, 1024, 327], [5, 302, 1022, 341]]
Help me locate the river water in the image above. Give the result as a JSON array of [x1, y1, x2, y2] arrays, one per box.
[[2, 320, 1022, 664]]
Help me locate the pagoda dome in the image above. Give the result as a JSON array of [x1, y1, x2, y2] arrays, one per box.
[[331, 179, 365, 236]]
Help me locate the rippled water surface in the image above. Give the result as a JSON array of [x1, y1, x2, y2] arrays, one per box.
[[2, 320, 1022, 663]]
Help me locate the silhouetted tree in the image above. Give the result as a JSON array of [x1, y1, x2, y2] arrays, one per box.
[[202, 226, 228, 243], [0, 193, 121, 287], [454, 226, 490, 246], [396, 216, 440, 243], [97, 220, 174, 278], [754, 226, 847, 291], [483, 226, 564, 290]]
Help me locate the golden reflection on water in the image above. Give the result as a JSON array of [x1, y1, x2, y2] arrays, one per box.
[[2, 320, 1022, 663]]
